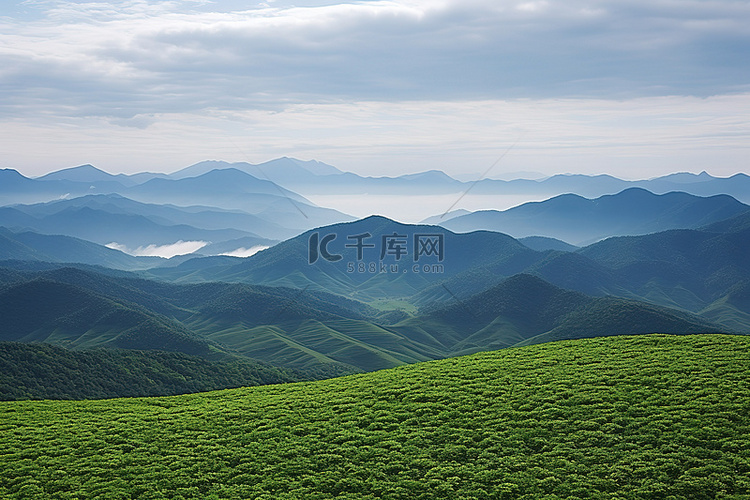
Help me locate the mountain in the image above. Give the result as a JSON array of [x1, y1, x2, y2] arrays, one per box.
[[35, 164, 168, 187], [9, 193, 293, 241], [125, 168, 354, 231], [518, 236, 579, 252], [0, 266, 404, 371], [140, 210, 750, 333], [3, 206, 258, 249], [172, 158, 464, 195], [393, 274, 725, 355], [701, 208, 750, 234], [0, 279, 215, 356], [438, 188, 750, 245], [171, 157, 345, 182], [2, 164, 353, 237], [0, 227, 163, 270], [2, 263, 729, 373], [460, 171, 750, 204], [36, 164, 130, 186], [576, 226, 750, 309], [0, 169, 91, 205], [2, 334, 748, 498], [420, 209, 472, 225], [146, 215, 543, 301], [642, 172, 750, 203]]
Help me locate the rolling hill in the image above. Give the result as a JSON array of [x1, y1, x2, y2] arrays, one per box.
[[144, 212, 750, 332], [1, 334, 748, 498], [0, 278, 216, 357], [393, 274, 725, 355], [0, 265, 731, 373]]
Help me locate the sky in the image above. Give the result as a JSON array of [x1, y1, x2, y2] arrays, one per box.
[[1, 0, 749, 180]]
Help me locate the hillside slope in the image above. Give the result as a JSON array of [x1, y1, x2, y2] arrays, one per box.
[[1, 334, 748, 498], [0, 342, 307, 401], [0, 278, 217, 357]]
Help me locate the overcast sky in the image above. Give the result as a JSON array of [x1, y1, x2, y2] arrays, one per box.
[[1, 0, 749, 179]]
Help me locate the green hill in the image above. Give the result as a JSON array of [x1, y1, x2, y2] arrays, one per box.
[[396, 274, 727, 355], [1, 334, 748, 498], [0, 278, 217, 357], [0, 227, 161, 270], [2, 267, 730, 373], [146, 215, 541, 301], [0, 342, 307, 401]]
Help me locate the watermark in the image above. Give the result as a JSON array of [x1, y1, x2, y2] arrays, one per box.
[[309, 231, 446, 274]]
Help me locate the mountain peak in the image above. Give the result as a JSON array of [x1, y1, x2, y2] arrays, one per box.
[[37, 164, 115, 182]]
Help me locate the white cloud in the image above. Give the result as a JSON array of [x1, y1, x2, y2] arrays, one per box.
[[2, 0, 749, 122], [1, 1, 749, 178], [219, 245, 270, 257], [3, 93, 750, 179], [106, 240, 208, 257]]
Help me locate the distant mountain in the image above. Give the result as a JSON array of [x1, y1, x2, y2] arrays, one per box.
[[0, 227, 162, 270], [146, 215, 542, 301], [36, 164, 131, 186], [125, 168, 353, 231], [0, 169, 92, 205], [36, 164, 168, 186], [642, 172, 750, 203], [578, 227, 750, 302], [420, 209, 472, 225], [171, 157, 345, 182], [2, 164, 353, 236], [519, 236, 579, 252], [11, 193, 293, 241], [460, 171, 750, 204], [4, 206, 258, 249], [171, 158, 466, 195], [438, 188, 750, 245], [394, 274, 727, 354]]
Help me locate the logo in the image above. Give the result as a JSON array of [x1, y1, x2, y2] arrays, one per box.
[[308, 231, 446, 274]]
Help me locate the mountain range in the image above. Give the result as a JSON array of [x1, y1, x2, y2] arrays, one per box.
[[434, 187, 750, 245], [3, 159, 750, 257], [1, 157, 749, 391], [164, 159, 750, 202], [0, 264, 728, 373]]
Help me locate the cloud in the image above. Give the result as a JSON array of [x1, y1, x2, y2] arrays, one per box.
[[219, 245, 270, 257], [106, 240, 208, 257], [4, 92, 750, 179], [2, 1, 749, 179], [2, 0, 750, 123]]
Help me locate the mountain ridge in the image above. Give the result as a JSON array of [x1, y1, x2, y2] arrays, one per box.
[[438, 187, 750, 245]]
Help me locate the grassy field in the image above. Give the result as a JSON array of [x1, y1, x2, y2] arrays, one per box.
[[1, 334, 749, 498]]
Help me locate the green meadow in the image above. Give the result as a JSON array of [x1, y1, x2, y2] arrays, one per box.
[[1, 334, 749, 499]]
